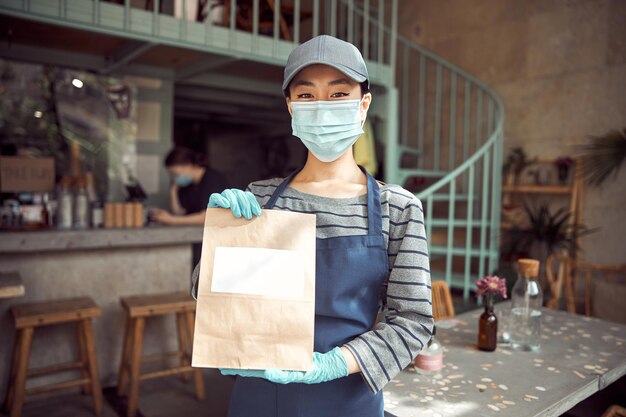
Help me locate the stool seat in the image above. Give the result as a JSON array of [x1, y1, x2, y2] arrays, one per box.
[[12, 297, 100, 328], [121, 291, 195, 317], [4, 297, 102, 417], [117, 291, 204, 417]]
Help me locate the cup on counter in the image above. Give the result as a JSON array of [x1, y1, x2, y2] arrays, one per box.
[[113, 203, 124, 228], [105, 202, 143, 228], [123, 203, 134, 228]]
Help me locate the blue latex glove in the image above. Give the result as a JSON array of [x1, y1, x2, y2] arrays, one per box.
[[220, 347, 349, 384], [208, 189, 262, 220], [266, 347, 349, 384]]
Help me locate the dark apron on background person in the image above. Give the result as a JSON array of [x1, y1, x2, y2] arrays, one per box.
[[227, 167, 388, 417]]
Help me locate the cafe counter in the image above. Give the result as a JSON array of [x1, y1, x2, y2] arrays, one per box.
[[0, 226, 204, 394]]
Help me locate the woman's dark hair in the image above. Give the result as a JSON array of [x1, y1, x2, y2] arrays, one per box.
[[164, 147, 207, 167]]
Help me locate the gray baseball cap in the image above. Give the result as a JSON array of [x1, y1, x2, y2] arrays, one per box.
[[282, 35, 369, 95]]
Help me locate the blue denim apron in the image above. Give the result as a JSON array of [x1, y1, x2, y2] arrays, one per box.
[[227, 167, 388, 417]]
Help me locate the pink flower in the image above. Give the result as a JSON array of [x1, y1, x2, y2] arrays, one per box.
[[475, 275, 507, 299]]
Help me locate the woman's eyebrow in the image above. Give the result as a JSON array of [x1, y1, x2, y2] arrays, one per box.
[[328, 78, 352, 86], [293, 80, 315, 87]]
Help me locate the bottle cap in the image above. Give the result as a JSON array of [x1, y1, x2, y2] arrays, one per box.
[[518, 258, 540, 277]]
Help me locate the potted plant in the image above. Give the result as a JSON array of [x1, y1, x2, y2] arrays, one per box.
[[576, 128, 626, 187], [500, 203, 594, 265], [503, 147, 536, 185]]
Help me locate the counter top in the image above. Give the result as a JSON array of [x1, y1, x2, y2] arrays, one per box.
[[0, 226, 204, 253]]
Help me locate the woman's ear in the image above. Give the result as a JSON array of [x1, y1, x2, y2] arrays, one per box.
[[285, 97, 293, 117], [360, 93, 372, 121]]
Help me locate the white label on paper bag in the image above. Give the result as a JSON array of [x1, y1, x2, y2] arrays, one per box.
[[211, 247, 305, 299]]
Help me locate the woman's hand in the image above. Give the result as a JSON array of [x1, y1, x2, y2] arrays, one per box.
[[220, 347, 349, 384], [150, 208, 177, 225], [208, 189, 262, 220]]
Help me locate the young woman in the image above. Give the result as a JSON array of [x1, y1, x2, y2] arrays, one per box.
[[193, 35, 433, 417]]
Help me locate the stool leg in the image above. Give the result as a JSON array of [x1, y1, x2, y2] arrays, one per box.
[[184, 311, 205, 400], [81, 319, 103, 416], [127, 317, 145, 417], [76, 321, 91, 395], [117, 317, 133, 396], [10, 327, 34, 417], [176, 313, 190, 382], [3, 330, 22, 413]]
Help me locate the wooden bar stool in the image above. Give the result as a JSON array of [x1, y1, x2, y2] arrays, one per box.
[[3, 297, 102, 417], [117, 291, 204, 417]]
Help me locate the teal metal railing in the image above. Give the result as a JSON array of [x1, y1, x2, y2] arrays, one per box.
[[0, 0, 397, 84], [392, 37, 504, 299], [342, 1, 504, 299]]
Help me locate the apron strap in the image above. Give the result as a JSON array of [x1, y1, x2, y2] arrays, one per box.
[[263, 168, 302, 209], [264, 166, 383, 237], [364, 168, 383, 237]]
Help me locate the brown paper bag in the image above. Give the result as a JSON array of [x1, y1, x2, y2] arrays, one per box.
[[192, 208, 316, 371]]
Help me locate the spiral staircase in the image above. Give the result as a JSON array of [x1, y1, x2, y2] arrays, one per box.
[[0, 0, 503, 300]]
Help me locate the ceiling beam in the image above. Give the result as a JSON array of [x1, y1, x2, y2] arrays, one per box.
[[175, 84, 284, 109], [180, 73, 283, 97], [101, 41, 157, 75], [175, 98, 287, 120], [175, 55, 238, 81], [0, 41, 174, 79]]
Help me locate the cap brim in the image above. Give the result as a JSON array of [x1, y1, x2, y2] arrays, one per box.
[[282, 61, 368, 93]]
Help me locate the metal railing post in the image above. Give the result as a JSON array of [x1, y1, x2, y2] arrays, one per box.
[[389, 0, 397, 69], [313, 0, 319, 37], [377, 0, 384, 64], [293, 0, 300, 44], [363, 0, 370, 60]]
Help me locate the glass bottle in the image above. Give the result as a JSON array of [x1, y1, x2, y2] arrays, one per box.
[[510, 258, 543, 351], [478, 298, 498, 351], [73, 178, 89, 229], [415, 326, 443, 375], [41, 193, 50, 227], [57, 177, 73, 230]]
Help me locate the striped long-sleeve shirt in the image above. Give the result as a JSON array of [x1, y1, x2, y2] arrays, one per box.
[[191, 178, 433, 393]]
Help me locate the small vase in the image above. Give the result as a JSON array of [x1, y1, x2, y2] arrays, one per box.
[[478, 304, 498, 351], [557, 165, 569, 184]]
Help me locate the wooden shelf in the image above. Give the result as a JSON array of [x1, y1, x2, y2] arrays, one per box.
[[502, 184, 573, 194]]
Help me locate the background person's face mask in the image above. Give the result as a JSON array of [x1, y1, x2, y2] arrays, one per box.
[[291, 99, 366, 162], [174, 174, 194, 187]]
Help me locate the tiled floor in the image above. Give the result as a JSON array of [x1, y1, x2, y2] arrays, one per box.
[[1, 369, 234, 417], [2, 365, 624, 417], [2, 294, 622, 417]]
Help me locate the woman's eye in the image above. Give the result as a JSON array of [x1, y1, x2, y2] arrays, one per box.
[[330, 92, 349, 98], [296, 93, 313, 99]]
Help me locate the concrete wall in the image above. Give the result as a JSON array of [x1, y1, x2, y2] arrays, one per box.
[[0, 231, 198, 396], [399, 0, 626, 264]]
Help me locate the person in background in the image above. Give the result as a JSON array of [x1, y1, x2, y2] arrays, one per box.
[[151, 146, 228, 264]]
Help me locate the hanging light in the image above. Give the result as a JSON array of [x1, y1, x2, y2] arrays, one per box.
[[33, 110, 43, 118], [72, 78, 83, 88]]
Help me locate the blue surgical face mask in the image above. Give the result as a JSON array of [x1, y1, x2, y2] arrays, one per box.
[[290, 99, 365, 163], [174, 175, 194, 187]]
